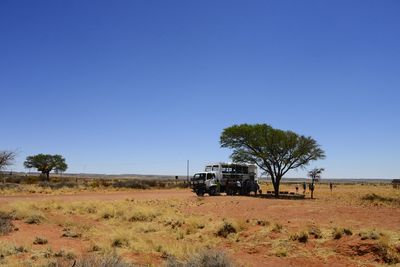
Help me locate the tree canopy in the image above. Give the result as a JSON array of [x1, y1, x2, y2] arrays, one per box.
[[220, 124, 325, 197], [24, 154, 68, 180], [0, 150, 16, 183], [0, 151, 15, 171], [308, 168, 325, 183]]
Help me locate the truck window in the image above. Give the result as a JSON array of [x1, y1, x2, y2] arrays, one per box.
[[206, 173, 213, 180], [212, 165, 220, 171], [205, 166, 212, 172]]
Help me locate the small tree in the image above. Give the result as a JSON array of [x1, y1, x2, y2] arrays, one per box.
[[0, 151, 16, 183], [308, 168, 324, 199], [24, 154, 68, 181], [220, 124, 325, 198]]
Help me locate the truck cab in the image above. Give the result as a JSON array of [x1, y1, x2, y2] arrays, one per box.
[[190, 172, 218, 196]]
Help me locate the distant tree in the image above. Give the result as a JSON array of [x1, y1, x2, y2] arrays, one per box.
[[308, 168, 324, 183], [308, 168, 324, 199], [0, 150, 16, 183], [24, 154, 68, 181], [220, 124, 325, 198]]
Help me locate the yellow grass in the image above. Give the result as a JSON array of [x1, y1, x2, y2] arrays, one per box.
[[0, 183, 399, 266]]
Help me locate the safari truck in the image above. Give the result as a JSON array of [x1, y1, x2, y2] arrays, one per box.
[[190, 162, 259, 196]]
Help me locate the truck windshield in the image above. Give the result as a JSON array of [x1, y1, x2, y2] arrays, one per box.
[[193, 173, 206, 180]]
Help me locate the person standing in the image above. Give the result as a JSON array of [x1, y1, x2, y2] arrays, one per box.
[[302, 182, 307, 194], [309, 182, 315, 199], [329, 182, 333, 193]]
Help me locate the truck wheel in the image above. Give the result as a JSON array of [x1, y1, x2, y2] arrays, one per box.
[[208, 187, 217, 196], [196, 189, 204, 197]]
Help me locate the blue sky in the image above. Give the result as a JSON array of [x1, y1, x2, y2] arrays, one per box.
[[0, 1, 399, 178]]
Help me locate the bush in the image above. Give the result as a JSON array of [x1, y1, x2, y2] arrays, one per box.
[[111, 237, 129, 248], [272, 223, 283, 233], [51, 254, 132, 267], [256, 220, 270, 226], [166, 249, 234, 267], [308, 226, 323, 239], [359, 230, 381, 240], [361, 193, 400, 206], [290, 231, 309, 243], [75, 254, 131, 267], [216, 222, 237, 238], [33, 236, 48, 245], [376, 240, 400, 264], [0, 211, 14, 236], [25, 214, 45, 224], [332, 227, 352, 240]]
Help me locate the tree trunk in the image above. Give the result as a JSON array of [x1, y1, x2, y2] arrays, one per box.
[[46, 171, 50, 181], [272, 177, 281, 198]]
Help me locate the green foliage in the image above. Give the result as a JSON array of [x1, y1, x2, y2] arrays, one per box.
[[220, 124, 325, 197], [24, 154, 68, 180], [308, 168, 325, 182]]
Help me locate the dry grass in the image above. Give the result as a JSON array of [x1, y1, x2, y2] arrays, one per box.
[[0, 183, 399, 266], [0, 211, 14, 235]]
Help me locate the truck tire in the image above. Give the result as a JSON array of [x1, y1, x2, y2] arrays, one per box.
[[208, 187, 217, 196], [195, 189, 204, 197]]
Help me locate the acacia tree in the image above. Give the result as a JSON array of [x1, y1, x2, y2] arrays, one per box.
[[220, 124, 325, 198], [308, 168, 324, 199], [0, 151, 16, 183], [24, 154, 68, 181]]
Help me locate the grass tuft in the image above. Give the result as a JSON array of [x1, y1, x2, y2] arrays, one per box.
[[0, 211, 14, 235], [216, 222, 237, 238], [166, 249, 234, 267], [290, 231, 309, 243], [33, 236, 48, 245], [332, 227, 353, 240]]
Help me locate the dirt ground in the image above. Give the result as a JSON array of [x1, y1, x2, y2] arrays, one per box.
[[1, 185, 399, 266]]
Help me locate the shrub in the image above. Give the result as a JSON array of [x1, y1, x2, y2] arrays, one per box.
[[69, 254, 131, 267], [272, 223, 283, 233], [361, 193, 400, 206], [62, 229, 81, 238], [332, 227, 353, 240], [33, 236, 48, 245], [376, 239, 400, 264], [25, 214, 45, 224], [290, 231, 309, 243], [216, 222, 237, 238], [308, 225, 323, 239], [0, 211, 14, 236], [166, 249, 234, 267], [359, 230, 381, 240], [111, 237, 129, 248], [128, 211, 157, 222], [256, 220, 270, 226]]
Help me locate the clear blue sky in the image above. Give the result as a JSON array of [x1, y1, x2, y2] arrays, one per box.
[[1, 1, 399, 178]]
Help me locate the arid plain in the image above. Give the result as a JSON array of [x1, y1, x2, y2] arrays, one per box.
[[1, 182, 399, 266]]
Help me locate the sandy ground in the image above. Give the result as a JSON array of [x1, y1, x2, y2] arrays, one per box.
[[1, 188, 399, 266]]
